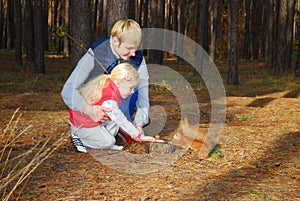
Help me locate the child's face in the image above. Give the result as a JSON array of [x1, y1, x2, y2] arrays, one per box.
[[117, 79, 138, 98]]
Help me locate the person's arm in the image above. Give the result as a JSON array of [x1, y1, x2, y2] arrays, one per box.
[[61, 50, 94, 112], [134, 58, 150, 126], [61, 49, 110, 122], [102, 100, 162, 142], [102, 100, 141, 139]]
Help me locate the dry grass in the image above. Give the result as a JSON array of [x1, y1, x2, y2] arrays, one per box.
[[0, 108, 68, 201]]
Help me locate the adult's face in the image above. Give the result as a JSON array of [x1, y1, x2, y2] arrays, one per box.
[[112, 36, 139, 60]]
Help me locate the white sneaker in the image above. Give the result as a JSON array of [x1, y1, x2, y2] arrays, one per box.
[[71, 133, 87, 153], [110, 145, 124, 150]]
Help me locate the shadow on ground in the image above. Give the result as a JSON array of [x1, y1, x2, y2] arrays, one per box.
[[193, 131, 300, 199]]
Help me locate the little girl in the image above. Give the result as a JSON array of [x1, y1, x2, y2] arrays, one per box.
[[69, 62, 158, 150]]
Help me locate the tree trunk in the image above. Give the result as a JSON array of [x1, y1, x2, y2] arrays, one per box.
[[138, 0, 144, 25], [14, 0, 22, 67], [0, 0, 4, 48], [177, 0, 185, 63], [164, 0, 170, 30], [101, 0, 108, 36], [143, 0, 149, 29], [172, 0, 178, 57], [184, 0, 191, 36], [260, 1, 267, 58], [24, 0, 34, 61], [196, 0, 209, 53], [274, 0, 288, 76], [43, 0, 49, 51], [250, 1, 262, 60], [106, 0, 129, 31], [242, 0, 251, 59], [195, 0, 209, 75], [266, 0, 274, 69], [227, 0, 239, 85], [128, 0, 136, 20], [34, 0, 45, 73], [7, 0, 14, 49], [70, 0, 92, 68], [286, 0, 295, 69], [148, 0, 164, 64], [63, 0, 70, 56], [172, 0, 178, 32], [210, 0, 221, 61], [91, 0, 98, 41], [140, 0, 149, 57], [295, 0, 300, 77]]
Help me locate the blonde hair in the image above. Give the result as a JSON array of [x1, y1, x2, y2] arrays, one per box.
[[110, 19, 142, 45], [80, 62, 139, 104]]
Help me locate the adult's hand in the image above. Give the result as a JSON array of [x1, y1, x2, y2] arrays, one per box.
[[83, 105, 111, 122]]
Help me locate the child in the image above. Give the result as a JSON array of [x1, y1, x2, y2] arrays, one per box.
[[69, 62, 157, 151]]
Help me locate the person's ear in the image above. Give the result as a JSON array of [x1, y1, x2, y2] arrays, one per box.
[[114, 79, 122, 85], [112, 36, 120, 46]]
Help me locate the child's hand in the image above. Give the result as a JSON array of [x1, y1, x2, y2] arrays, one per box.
[[135, 123, 145, 136], [139, 135, 164, 143]]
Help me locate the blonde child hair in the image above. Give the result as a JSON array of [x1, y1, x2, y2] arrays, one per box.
[[80, 62, 139, 105], [110, 19, 142, 46]]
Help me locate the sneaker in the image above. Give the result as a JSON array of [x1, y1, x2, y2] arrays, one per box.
[[110, 145, 124, 150], [71, 133, 87, 153]]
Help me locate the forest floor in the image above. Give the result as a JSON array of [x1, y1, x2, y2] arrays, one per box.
[[0, 50, 300, 201]]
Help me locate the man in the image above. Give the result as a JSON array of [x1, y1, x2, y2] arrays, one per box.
[[61, 19, 149, 152]]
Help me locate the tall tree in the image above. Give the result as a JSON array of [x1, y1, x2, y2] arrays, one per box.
[[143, 0, 149, 29], [63, 0, 70, 56], [14, 0, 22, 67], [210, 0, 221, 61], [172, 0, 178, 33], [172, 0, 178, 58], [274, 0, 288, 76], [106, 0, 129, 33], [70, 0, 92, 68], [196, 0, 209, 53], [177, 0, 185, 63], [194, 0, 209, 75], [242, 0, 251, 59], [33, 0, 45, 73], [128, 0, 136, 20], [0, 0, 4, 48], [266, 0, 274, 69], [227, 0, 240, 85], [250, 1, 262, 60], [138, 0, 144, 25], [148, 0, 165, 64], [295, 0, 300, 77], [286, 0, 295, 69], [24, 0, 34, 61], [43, 0, 49, 51], [7, 0, 14, 49]]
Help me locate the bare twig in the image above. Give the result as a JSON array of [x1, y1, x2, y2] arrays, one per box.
[[66, 33, 109, 74]]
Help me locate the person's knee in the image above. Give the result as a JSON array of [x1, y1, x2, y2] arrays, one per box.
[[106, 122, 119, 136], [83, 136, 116, 149]]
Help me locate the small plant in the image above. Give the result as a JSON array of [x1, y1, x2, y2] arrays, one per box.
[[209, 146, 226, 160], [229, 169, 239, 176], [236, 115, 252, 121], [245, 189, 260, 195]]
